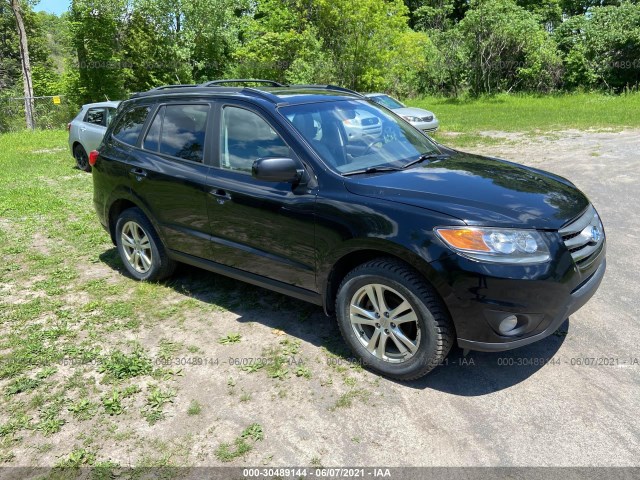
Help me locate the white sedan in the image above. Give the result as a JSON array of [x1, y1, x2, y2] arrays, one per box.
[[365, 93, 439, 133]]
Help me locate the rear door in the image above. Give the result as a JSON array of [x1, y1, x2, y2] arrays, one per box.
[[204, 101, 317, 291], [127, 102, 214, 260], [80, 107, 108, 151]]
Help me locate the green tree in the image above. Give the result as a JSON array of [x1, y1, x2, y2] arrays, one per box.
[[555, 3, 640, 91], [516, 0, 562, 27], [314, 0, 416, 91], [68, 0, 127, 104], [229, 0, 329, 84], [457, 0, 562, 94]]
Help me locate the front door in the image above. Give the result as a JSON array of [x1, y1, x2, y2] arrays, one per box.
[[204, 103, 317, 292]]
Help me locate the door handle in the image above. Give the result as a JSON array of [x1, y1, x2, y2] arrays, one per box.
[[80, 127, 86, 132], [210, 189, 232, 202], [130, 167, 147, 180]]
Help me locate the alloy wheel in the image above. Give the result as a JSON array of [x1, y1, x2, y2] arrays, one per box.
[[349, 284, 421, 363], [120, 221, 153, 274]]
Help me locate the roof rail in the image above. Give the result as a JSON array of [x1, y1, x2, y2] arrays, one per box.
[[293, 84, 363, 97], [241, 87, 282, 103], [202, 79, 286, 87], [149, 84, 197, 91]]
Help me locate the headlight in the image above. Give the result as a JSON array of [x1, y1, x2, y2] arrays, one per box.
[[402, 116, 421, 123], [435, 227, 551, 264]]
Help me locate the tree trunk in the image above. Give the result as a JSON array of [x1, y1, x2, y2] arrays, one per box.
[[10, 0, 35, 130]]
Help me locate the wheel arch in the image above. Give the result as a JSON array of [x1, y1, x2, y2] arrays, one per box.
[[321, 243, 452, 317]]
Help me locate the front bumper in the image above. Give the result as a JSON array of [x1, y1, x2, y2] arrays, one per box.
[[411, 119, 439, 133], [429, 240, 606, 352], [458, 259, 605, 351]]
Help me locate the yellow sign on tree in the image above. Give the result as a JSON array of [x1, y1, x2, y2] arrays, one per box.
[[52, 96, 61, 105]]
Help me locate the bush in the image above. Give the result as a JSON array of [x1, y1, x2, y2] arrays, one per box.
[[555, 3, 640, 92]]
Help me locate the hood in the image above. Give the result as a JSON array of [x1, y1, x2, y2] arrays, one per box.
[[344, 151, 589, 229], [393, 107, 435, 119]]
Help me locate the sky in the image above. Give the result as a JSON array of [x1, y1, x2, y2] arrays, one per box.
[[34, 0, 71, 16]]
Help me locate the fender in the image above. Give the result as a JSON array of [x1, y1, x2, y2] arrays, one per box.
[[318, 236, 456, 315], [104, 188, 168, 248]]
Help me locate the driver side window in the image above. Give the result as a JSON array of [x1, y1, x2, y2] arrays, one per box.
[[220, 106, 289, 174]]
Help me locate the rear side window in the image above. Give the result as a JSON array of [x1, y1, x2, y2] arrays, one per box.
[[85, 107, 105, 126], [106, 108, 117, 126], [112, 106, 150, 145], [143, 104, 209, 163]]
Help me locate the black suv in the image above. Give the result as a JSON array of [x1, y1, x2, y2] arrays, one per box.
[[91, 80, 606, 380]]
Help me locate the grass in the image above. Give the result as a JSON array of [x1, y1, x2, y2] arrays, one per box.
[[214, 423, 263, 463], [186, 400, 202, 416], [408, 92, 640, 147]]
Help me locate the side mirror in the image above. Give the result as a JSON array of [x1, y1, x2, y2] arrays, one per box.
[[252, 157, 301, 183]]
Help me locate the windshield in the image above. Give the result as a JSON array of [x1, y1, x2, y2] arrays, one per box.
[[368, 95, 404, 109], [280, 100, 440, 175]]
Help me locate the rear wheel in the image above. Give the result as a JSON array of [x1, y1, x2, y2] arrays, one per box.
[[73, 144, 90, 172], [115, 208, 175, 281], [335, 258, 453, 380]]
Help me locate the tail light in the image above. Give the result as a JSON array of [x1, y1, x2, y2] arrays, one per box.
[[89, 150, 99, 166], [67, 122, 71, 132]]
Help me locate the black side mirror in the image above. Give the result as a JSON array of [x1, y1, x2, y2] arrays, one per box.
[[252, 157, 301, 183]]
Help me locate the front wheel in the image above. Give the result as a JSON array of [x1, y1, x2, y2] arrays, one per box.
[[335, 258, 453, 380], [115, 208, 175, 281]]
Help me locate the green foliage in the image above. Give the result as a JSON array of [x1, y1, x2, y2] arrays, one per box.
[[555, 3, 640, 91], [3, 0, 640, 132], [229, 0, 330, 84], [68, 0, 128, 104], [187, 399, 202, 415], [142, 385, 176, 424], [97, 347, 152, 380], [214, 423, 264, 462], [5, 376, 41, 396], [54, 448, 96, 468], [218, 333, 242, 345], [457, 0, 563, 94]]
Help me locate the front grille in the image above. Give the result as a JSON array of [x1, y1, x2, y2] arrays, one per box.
[[559, 205, 604, 268], [361, 117, 379, 126]]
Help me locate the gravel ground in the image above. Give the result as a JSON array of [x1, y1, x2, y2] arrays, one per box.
[[3, 130, 638, 473]]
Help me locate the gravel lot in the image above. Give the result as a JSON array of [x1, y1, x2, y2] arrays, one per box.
[[2, 130, 638, 472]]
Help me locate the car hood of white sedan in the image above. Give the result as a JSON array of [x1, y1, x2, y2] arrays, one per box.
[[393, 106, 435, 119]]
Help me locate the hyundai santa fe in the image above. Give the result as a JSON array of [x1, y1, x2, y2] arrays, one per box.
[[90, 79, 606, 380]]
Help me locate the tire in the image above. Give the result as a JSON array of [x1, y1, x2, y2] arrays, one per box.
[[115, 207, 176, 281], [335, 258, 453, 381], [73, 144, 91, 172]]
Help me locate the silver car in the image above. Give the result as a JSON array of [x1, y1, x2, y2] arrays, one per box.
[[68, 101, 120, 171], [341, 108, 383, 144], [365, 93, 439, 133]]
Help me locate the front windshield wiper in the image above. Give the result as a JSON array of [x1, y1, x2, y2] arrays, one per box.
[[342, 166, 403, 177], [402, 152, 450, 170]]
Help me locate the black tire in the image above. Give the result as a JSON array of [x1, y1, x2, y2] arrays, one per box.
[[115, 207, 176, 281], [73, 144, 91, 172], [335, 258, 453, 381]]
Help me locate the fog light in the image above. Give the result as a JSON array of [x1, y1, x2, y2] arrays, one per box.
[[498, 315, 519, 335]]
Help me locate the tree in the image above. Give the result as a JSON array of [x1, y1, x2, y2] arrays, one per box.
[[313, 0, 415, 91], [457, 0, 562, 94], [68, 0, 127, 104], [8, 0, 34, 129], [555, 3, 640, 91], [230, 0, 330, 84], [516, 0, 562, 28]]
